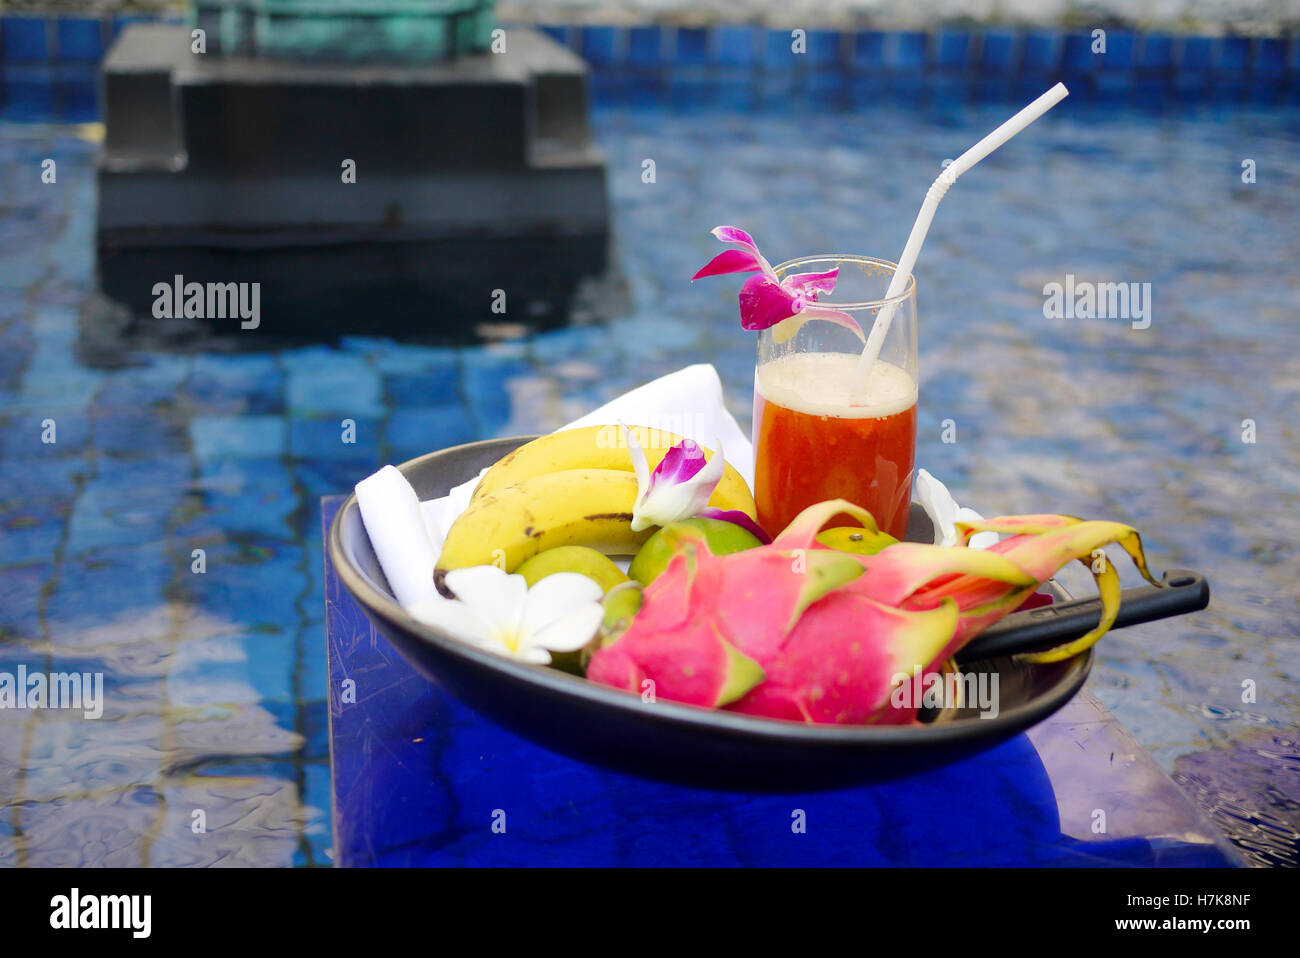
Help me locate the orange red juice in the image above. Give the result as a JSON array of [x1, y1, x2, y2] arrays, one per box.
[[753, 353, 918, 539]]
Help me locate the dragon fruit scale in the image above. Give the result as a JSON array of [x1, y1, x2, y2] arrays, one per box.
[[586, 499, 1160, 725]]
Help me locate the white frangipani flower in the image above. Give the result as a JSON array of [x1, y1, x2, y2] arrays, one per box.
[[408, 566, 603, 665], [621, 422, 725, 533], [914, 468, 1000, 550]]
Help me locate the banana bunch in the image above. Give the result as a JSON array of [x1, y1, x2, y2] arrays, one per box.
[[435, 425, 757, 588]]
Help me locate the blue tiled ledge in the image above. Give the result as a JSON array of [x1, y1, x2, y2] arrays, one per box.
[[545, 24, 1300, 88], [2, 16, 1299, 122], [1, 14, 185, 63]]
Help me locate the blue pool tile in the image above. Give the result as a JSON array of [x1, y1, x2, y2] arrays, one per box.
[[283, 348, 382, 418], [1180, 36, 1214, 71], [57, 72, 98, 123], [1253, 37, 1285, 77], [90, 408, 188, 457], [0, 564, 52, 640], [349, 340, 457, 377], [383, 364, 460, 407], [804, 30, 841, 66], [673, 26, 708, 66], [579, 25, 619, 66], [0, 513, 64, 570], [2, 17, 50, 61], [2, 66, 55, 122], [889, 32, 926, 73], [711, 25, 756, 66], [1063, 33, 1097, 72], [528, 324, 611, 364], [1102, 32, 1136, 68], [936, 30, 972, 69], [980, 30, 1017, 73], [55, 17, 103, 61], [1245, 78, 1281, 103], [807, 68, 847, 100], [0, 456, 84, 509], [853, 31, 886, 70], [1212, 79, 1246, 101], [47, 543, 171, 635], [752, 69, 793, 103], [300, 693, 329, 759], [461, 352, 532, 437], [929, 74, 968, 106], [713, 67, 756, 111], [383, 405, 477, 463], [65, 455, 189, 555], [973, 75, 1014, 102], [764, 28, 800, 68], [1138, 34, 1174, 69], [293, 461, 373, 513], [95, 355, 191, 410], [668, 69, 718, 111], [884, 73, 927, 104], [0, 407, 89, 460], [288, 416, 381, 463], [625, 25, 661, 66], [179, 540, 305, 632], [1218, 35, 1248, 73], [1023, 31, 1063, 73], [587, 72, 628, 108], [1093, 72, 1134, 100], [191, 414, 287, 462], [1133, 75, 1169, 103], [181, 457, 297, 541], [188, 353, 283, 415]]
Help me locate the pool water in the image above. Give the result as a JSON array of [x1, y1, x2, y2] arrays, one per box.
[[1, 87, 1297, 866]]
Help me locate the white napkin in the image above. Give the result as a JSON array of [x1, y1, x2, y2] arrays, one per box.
[[357, 363, 751, 610], [355, 465, 442, 608]]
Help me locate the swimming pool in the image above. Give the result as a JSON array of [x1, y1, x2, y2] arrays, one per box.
[[1, 42, 1298, 866]]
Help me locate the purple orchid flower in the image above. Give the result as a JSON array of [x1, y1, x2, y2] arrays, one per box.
[[692, 226, 863, 341], [620, 423, 771, 543]]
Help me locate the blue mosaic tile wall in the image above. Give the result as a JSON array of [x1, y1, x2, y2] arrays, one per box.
[[2, 16, 1300, 121]]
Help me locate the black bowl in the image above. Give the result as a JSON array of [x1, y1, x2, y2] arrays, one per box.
[[329, 437, 1092, 792]]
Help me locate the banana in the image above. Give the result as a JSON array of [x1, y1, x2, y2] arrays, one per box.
[[436, 470, 651, 588], [470, 424, 756, 516]]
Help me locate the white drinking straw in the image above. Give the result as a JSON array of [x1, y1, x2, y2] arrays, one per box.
[[851, 83, 1070, 400]]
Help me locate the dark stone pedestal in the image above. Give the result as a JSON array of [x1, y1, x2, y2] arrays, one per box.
[[95, 25, 610, 338]]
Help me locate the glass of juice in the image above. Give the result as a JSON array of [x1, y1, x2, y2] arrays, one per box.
[[752, 255, 918, 539]]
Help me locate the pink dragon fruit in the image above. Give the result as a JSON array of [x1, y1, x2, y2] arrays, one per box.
[[586, 499, 1159, 725]]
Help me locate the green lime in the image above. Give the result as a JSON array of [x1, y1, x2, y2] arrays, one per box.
[[628, 517, 762, 586], [600, 582, 643, 644], [514, 546, 630, 591]]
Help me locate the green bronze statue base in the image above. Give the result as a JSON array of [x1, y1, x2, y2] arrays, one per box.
[[192, 0, 497, 60]]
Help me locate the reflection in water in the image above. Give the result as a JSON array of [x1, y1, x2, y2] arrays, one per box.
[[1175, 733, 1300, 868], [0, 606, 324, 867]]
